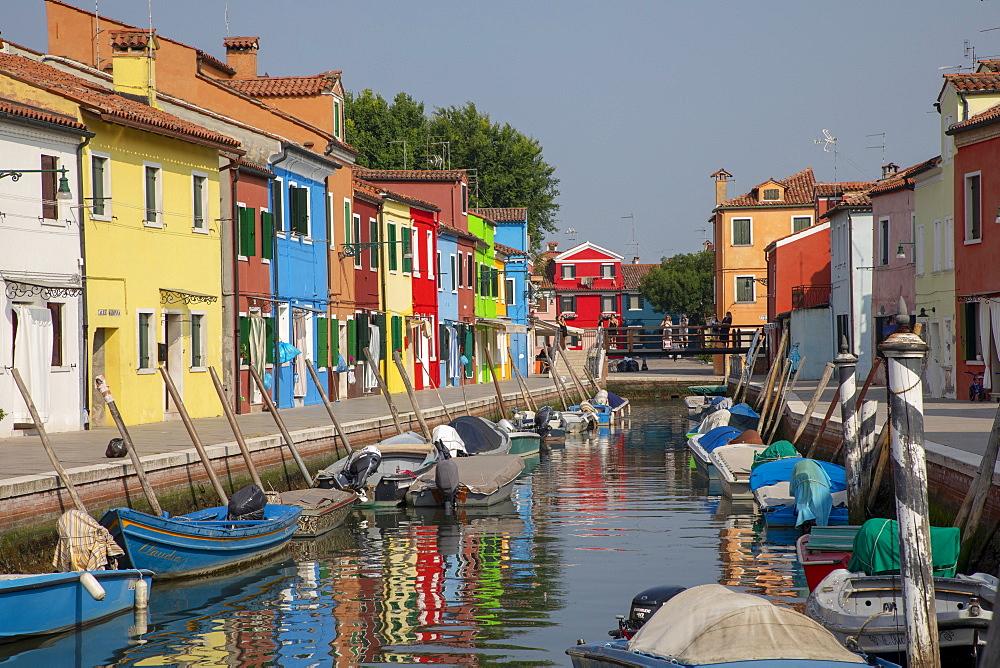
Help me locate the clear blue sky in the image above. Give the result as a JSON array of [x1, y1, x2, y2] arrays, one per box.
[[5, 1, 999, 260]]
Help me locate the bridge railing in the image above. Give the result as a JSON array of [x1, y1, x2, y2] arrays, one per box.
[[601, 325, 761, 356]]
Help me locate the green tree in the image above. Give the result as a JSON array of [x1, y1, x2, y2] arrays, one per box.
[[640, 251, 714, 324], [344, 90, 427, 169]]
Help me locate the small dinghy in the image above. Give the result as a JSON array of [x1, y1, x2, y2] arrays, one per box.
[[685, 395, 730, 422], [685, 407, 731, 439], [709, 430, 767, 499], [100, 484, 302, 579], [513, 405, 565, 440], [405, 452, 524, 508], [315, 434, 434, 506], [450, 416, 513, 454], [750, 457, 848, 526], [567, 583, 901, 667], [687, 425, 741, 479], [796, 525, 860, 592], [727, 402, 760, 432], [591, 389, 630, 417], [496, 419, 542, 457], [0, 510, 153, 643]]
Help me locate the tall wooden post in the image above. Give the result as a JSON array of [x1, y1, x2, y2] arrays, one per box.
[[481, 346, 509, 417], [557, 345, 588, 402], [426, 373, 455, 422], [208, 367, 264, 490], [304, 359, 354, 455], [392, 351, 432, 440], [791, 362, 834, 447], [364, 346, 405, 434], [507, 346, 537, 412], [879, 300, 939, 668], [833, 339, 862, 524], [543, 345, 570, 410], [247, 365, 313, 487]]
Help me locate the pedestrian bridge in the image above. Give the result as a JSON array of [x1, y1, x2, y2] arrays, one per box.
[[601, 325, 763, 357]]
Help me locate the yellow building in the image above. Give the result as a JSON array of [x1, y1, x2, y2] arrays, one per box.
[[0, 37, 241, 426], [378, 197, 414, 393], [494, 253, 511, 379]]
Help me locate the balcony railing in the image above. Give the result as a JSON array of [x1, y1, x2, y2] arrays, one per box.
[[792, 284, 832, 310]]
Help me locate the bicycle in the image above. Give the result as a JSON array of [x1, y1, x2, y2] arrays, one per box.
[[967, 371, 988, 402]]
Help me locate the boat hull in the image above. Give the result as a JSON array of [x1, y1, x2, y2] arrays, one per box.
[[100, 505, 301, 579], [712, 444, 768, 499], [567, 641, 896, 667], [806, 569, 996, 656], [509, 432, 542, 457], [408, 478, 518, 507], [281, 488, 358, 538], [0, 569, 152, 642]]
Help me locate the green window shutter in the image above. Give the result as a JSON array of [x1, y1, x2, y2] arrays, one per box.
[[347, 318, 357, 364], [439, 323, 449, 361], [265, 317, 276, 364], [317, 317, 329, 367], [391, 315, 403, 354], [357, 313, 370, 360], [369, 219, 380, 268], [272, 181, 283, 230], [291, 187, 309, 235], [402, 228, 412, 273], [464, 327, 474, 377], [325, 194, 332, 243], [343, 200, 351, 244], [239, 316, 250, 365], [239, 207, 256, 257], [260, 211, 273, 260], [373, 313, 387, 361], [492, 268, 499, 298], [387, 224, 398, 271], [330, 318, 339, 364]]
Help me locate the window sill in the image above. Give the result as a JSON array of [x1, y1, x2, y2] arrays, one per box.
[[262, 258, 271, 265], [136, 368, 157, 375], [189, 366, 207, 373], [964, 239, 983, 245], [40, 218, 66, 228], [238, 255, 249, 262], [50, 365, 74, 373], [192, 227, 209, 235], [143, 220, 163, 229], [967, 360, 985, 367], [91, 214, 112, 223]]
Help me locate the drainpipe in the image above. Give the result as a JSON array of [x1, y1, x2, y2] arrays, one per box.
[[75, 132, 93, 429], [223, 158, 241, 412], [378, 197, 388, 390]]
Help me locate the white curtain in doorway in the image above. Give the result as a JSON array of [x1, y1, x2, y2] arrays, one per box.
[[12, 305, 52, 423], [293, 311, 308, 397], [448, 325, 460, 385], [365, 324, 380, 392], [990, 303, 1000, 391], [249, 314, 266, 403], [980, 303, 993, 390]]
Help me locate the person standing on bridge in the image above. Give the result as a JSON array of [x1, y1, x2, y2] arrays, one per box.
[[720, 311, 733, 346], [556, 313, 569, 348], [679, 313, 689, 348]]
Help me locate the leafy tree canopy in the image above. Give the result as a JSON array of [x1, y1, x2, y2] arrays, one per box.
[[639, 251, 714, 325], [345, 91, 559, 248]]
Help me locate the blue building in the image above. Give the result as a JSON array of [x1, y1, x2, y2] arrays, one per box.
[[269, 143, 342, 408], [436, 228, 462, 386], [477, 208, 531, 377]]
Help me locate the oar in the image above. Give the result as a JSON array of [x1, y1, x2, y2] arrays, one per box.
[[392, 351, 432, 440], [207, 367, 263, 490], [159, 367, 229, 505], [247, 364, 313, 487], [93, 376, 163, 516], [363, 346, 405, 434], [9, 368, 87, 513], [305, 359, 354, 456]]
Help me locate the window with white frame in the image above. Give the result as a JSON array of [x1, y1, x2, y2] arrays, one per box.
[[47, 302, 63, 366], [934, 219, 942, 271], [353, 214, 362, 268], [192, 173, 208, 230], [916, 223, 924, 275], [369, 218, 379, 270], [466, 253, 473, 288], [762, 188, 780, 201], [505, 277, 515, 305], [601, 295, 616, 312], [945, 216, 954, 269], [735, 276, 755, 303], [437, 251, 443, 289], [190, 313, 205, 368], [731, 218, 752, 246], [41, 155, 59, 220], [792, 216, 811, 233], [143, 163, 162, 225], [600, 263, 615, 279], [561, 264, 576, 279], [426, 230, 434, 281], [628, 294, 643, 310], [342, 198, 351, 245], [560, 295, 576, 313], [90, 153, 110, 219], [461, 183, 468, 214], [454, 253, 461, 288], [965, 173, 982, 242], [411, 227, 420, 275], [879, 218, 890, 265], [137, 310, 155, 370]]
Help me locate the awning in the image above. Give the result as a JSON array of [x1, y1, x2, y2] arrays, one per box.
[[478, 317, 528, 334], [3, 272, 82, 299], [476, 318, 509, 329], [160, 288, 219, 305], [531, 318, 584, 335]]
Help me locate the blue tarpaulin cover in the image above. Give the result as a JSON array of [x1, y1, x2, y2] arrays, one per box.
[[699, 426, 742, 453], [605, 391, 627, 410], [790, 459, 833, 527], [750, 457, 846, 493]]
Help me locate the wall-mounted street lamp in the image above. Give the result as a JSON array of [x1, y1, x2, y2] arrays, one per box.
[[339, 239, 408, 259], [896, 241, 916, 259], [0, 167, 73, 199]]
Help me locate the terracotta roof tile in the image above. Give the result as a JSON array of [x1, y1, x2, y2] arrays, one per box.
[[0, 96, 89, 132], [814, 181, 876, 197], [109, 30, 155, 50], [720, 168, 816, 207], [380, 189, 440, 212], [869, 157, 940, 196], [620, 263, 659, 290], [227, 72, 341, 97], [943, 72, 1000, 92], [438, 222, 480, 242], [223, 37, 259, 51], [493, 242, 525, 257], [236, 156, 273, 175], [197, 50, 235, 75], [0, 52, 241, 150], [353, 177, 381, 200], [949, 101, 1000, 133], [354, 167, 467, 182], [471, 207, 527, 222], [821, 189, 874, 219]]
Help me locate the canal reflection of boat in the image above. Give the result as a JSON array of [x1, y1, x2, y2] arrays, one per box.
[[282, 487, 357, 538], [287, 521, 357, 562], [406, 498, 524, 534], [406, 454, 524, 507], [567, 583, 900, 667]]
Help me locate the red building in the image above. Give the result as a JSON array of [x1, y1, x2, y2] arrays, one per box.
[[948, 102, 1000, 388], [764, 222, 831, 322], [409, 205, 440, 389], [549, 242, 624, 333]]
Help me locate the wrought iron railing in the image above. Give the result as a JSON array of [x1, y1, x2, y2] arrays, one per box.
[[792, 284, 832, 310]]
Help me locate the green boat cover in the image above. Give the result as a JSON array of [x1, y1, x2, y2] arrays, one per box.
[[750, 440, 799, 471], [687, 385, 727, 396], [847, 518, 960, 577]]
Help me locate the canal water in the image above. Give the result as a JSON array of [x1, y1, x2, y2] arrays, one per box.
[[0, 399, 807, 667]]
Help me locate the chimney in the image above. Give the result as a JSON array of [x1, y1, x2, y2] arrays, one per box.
[[881, 163, 900, 179], [224, 37, 260, 79], [547, 241, 558, 252], [712, 169, 733, 206], [632, 256, 640, 264], [110, 30, 159, 106]]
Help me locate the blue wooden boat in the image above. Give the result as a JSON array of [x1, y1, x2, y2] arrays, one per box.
[[99, 504, 302, 579], [0, 569, 152, 642], [569, 403, 613, 425], [750, 457, 848, 526], [686, 425, 742, 479]]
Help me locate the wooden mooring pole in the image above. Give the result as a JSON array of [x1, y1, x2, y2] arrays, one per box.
[[482, 346, 509, 418], [507, 346, 537, 412], [363, 346, 405, 434], [791, 362, 834, 447], [208, 366, 264, 490], [392, 351, 433, 440], [879, 300, 939, 668], [833, 339, 863, 525], [765, 354, 806, 444], [247, 365, 314, 487], [953, 401, 1000, 540], [305, 359, 354, 456]]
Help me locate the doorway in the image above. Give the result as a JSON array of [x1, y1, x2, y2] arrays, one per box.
[[92, 327, 118, 428], [163, 312, 184, 417]]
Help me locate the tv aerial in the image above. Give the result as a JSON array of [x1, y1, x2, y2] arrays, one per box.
[[564, 227, 577, 241], [814, 129, 838, 183]]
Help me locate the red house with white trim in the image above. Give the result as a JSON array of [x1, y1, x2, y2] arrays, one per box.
[[550, 242, 624, 331]]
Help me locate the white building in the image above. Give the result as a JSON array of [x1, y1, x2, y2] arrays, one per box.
[[826, 193, 875, 380], [0, 99, 90, 436]]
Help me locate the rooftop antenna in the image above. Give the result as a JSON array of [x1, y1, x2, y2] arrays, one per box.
[[866, 132, 886, 168], [814, 129, 838, 184], [623, 214, 640, 260], [564, 227, 577, 242], [224, 0, 229, 36], [965, 40, 977, 68], [388, 140, 408, 169]]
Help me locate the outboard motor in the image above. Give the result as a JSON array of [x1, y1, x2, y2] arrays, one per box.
[[534, 405, 554, 437], [497, 418, 516, 433], [227, 484, 267, 521], [432, 440, 460, 511], [330, 445, 382, 494], [608, 585, 686, 639]]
